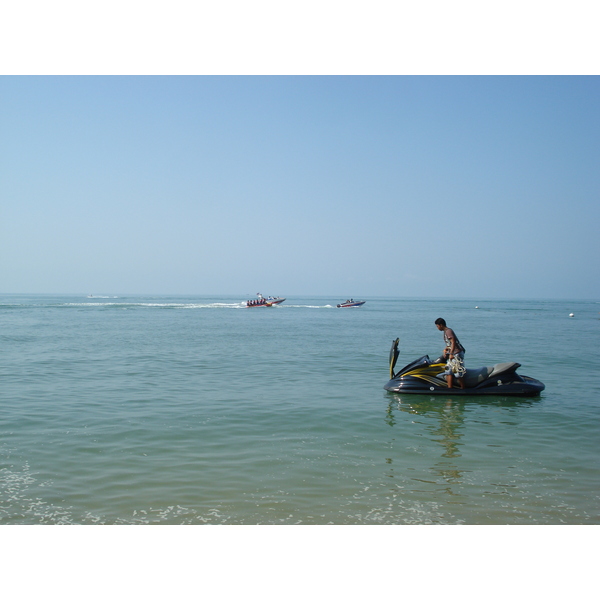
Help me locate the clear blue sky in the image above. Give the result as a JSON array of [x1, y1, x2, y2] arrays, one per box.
[[1, 76, 599, 299]]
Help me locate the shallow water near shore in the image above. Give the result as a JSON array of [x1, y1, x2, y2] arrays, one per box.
[[1, 295, 598, 524]]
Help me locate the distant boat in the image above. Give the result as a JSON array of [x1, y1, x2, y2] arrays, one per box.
[[337, 299, 366, 308], [246, 293, 286, 308], [247, 299, 272, 307]]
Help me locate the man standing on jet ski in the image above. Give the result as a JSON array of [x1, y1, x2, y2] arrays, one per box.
[[435, 318, 466, 389]]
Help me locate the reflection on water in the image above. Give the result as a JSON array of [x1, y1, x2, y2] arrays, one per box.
[[386, 394, 540, 490]]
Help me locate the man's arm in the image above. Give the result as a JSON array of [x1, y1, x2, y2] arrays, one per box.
[[446, 329, 458, 356]]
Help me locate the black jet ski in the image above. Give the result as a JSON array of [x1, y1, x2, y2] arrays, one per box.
[[384, 338, 545, 396]]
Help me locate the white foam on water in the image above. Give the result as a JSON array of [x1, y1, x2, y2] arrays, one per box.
[[62, 302, 246, 309], [0, 460, 239, 524], [286, 304, 334, 309], [0, 461, 76, 525]]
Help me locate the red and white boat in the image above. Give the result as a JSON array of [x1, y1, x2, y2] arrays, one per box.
[[246, 293, 286, 307], [336, 299, 366, 308]]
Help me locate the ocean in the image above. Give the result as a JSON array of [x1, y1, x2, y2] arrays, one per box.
[[1, 295, 598, 525]]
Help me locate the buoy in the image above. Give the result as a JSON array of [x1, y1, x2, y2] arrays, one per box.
[[475, 306, 479, 309], [569, 313, 574, 318]]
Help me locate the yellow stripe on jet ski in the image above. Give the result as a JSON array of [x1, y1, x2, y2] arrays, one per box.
[[404, 365, 444, 377], [403, 363, 448, 387], [414, 374, 447, 387]]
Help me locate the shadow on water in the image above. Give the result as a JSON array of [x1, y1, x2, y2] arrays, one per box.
[[383, 392, 541, 487]]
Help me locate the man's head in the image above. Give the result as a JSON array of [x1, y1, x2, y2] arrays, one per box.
[[435, 317, 446, 330]]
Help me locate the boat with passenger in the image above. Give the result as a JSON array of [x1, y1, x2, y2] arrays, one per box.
[[337, 299, 366, 308], [246, 293, 286, 307]]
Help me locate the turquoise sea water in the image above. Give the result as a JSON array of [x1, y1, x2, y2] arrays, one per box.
[[1, 295, 598, 525]]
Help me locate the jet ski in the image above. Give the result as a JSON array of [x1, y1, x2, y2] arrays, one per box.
[[384, 338, 545, 396]]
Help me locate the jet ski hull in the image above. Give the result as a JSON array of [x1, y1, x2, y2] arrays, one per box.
[[384, 375, 545, 396]]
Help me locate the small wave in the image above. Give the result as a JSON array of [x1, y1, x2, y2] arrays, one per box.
[[287, 304, 334, 309], [0, 460, 234, 524], [0, 461, 75, 525]]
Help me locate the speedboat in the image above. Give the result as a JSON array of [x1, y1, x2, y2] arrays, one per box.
[[384, 338, 545, 396], [246, 293, 285, 307], [337, 299, 366, 308]]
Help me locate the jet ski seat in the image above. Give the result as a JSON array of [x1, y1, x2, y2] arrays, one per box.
[[489, 362, 520, 377], [436, 362, 521, 388], [461, 366, 493, 387]]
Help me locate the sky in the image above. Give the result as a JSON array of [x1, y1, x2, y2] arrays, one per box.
[[1, 0, 599, 300], [1, 75, 599, 299]]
